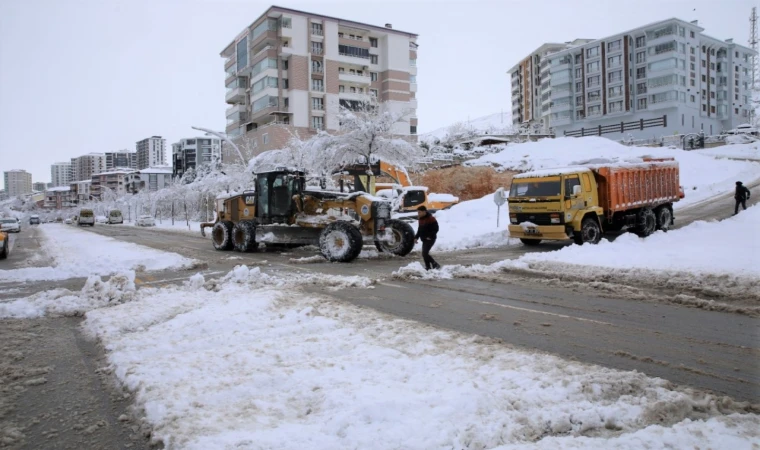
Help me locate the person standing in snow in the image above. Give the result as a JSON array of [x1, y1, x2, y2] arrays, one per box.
[[734, 181, 751, 215], [415, 206, 440, 271]]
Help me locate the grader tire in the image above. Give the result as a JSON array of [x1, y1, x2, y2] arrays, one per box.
[[232, 220, 257, 252], [212, 221, 234, 251], [375, 219, 415, 256], [319, 221, 363, 262]]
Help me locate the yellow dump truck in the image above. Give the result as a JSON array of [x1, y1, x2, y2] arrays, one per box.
[[507, 159, 683, 245], [0, 231, 9, 259]]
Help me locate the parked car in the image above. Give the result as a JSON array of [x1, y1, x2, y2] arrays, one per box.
[[136, 215, 156, 227], [29, 215, 40, 225], [77, 209, 95, 226], [0, 218, 20, 233], [64, 218, 73, 224], [727, 123, 758, 135], [107, 209, 124, 224], [96, 215, 108, 224]]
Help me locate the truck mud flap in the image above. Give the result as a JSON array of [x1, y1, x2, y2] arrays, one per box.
[[255, 226, 323, 245]]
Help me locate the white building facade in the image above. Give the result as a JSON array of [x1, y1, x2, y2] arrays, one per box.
[[70, 153, 106, 182], [51, 162, 72, 187], [3, 170, 33, 198], [172, 137, 222, 179], [126, 167, 173, 193], [136, 136, 167, 170]]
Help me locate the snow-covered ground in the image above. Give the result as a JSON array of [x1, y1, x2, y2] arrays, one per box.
[[114, 220, 209, 237], [466, 136, 760, 209], [421, 112, 514, 141], [0, 224, 194, 282], [695, 141, 760, 161], [75, 266, 757, 449]]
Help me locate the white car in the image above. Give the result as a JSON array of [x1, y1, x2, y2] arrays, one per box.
[[64, 218, 73, 224], [727, 123, 758, 135], [136, 215, 156, 227], [0, 218, 20, 233], [96, 215, 108, 224]]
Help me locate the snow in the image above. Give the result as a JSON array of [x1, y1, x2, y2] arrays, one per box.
[[695, 142, 760, 161], [421, 112, 514, 141], [0, 224, 194, 282], [79, 266, 758, 449], [427, 193, 459, 203], [467, 136, 760, 209], [514, 166, 592, 178]]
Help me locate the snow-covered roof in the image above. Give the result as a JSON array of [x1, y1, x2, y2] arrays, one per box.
[[46, 186, 72, 192], [514, 167, 592, 179], [402, 186, 429, 192], [94, 170, 135, 176], [138, 167, 173, 174]]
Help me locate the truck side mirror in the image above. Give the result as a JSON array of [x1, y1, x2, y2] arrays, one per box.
[[572, 185, 582, 196]]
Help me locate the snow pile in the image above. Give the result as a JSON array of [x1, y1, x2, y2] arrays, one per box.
[[0, 224, 195, 282], [414, 194, 514, 252], [466, 136, 760, 208], [696, 142, 760, 161], [0, 271, 137, 318], [82, 269, 759, 449], [421, 112, 514, 141]]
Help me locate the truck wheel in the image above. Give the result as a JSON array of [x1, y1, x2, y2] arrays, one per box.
[[655, 206, 672, 232], [375, 219, 415, 256], [0, 240, 7, 259], [232, 220, 257, 252], [520, 238, 542, 246], [319, 221, 363, 262], [212, 221, 234, 251], [574, 217, 602, 245], [636, 207, 657, 237]]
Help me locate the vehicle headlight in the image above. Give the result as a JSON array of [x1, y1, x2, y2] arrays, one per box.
[[550, 213, 560, 224], [509, 213, 517, 224]]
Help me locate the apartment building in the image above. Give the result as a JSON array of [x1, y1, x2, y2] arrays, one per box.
[[509, 40, 595, 128], [33, 182, 47, 192], [126, 167, 173, 193], [51, 162, 72, 187], [136, 136, 167, 169], [105, 150, 137, 170], [70, 180, 92, 203], [3, 170, 33, 198], [90, 169, 134, 199], [220, 6, 418, 158], [172, 137, 222, 178], [44, 186, 76, 210], [510, 19, 757, 139], [70, 153, 106, 182]]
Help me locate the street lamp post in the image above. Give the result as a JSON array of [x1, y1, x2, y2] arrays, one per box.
[[191, 126, 246, 166]]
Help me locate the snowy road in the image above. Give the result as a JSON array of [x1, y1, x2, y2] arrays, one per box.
[[69, 215, 760, 403]]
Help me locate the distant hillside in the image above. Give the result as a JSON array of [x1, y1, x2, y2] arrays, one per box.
[[422, 112, 514, 142]]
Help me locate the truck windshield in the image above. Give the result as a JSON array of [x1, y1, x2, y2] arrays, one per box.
[[80, 210, 94, 217], [509, 180, 561, 198], [110, 211, 121, 217]]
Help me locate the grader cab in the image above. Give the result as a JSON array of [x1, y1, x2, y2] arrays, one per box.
[[200, 169, 415, 262]]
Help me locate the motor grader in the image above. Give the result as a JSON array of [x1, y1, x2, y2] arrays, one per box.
[[200, 168, 415, 262]]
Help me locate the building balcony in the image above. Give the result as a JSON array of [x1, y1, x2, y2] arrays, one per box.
[[552, 102, 572, 113], [224, 57, 236, 71], [225, 87, 246, 104], [409, 98, 418, 109], [336, 52, 370, 65], [552, 116, 572, 126], [338, 91, 371, 101], [410, 82, 417, 93], [226, 111, 250, 127], [278, 45, 295, 59], [226, 103, 247, 118], [339, 72, 371, 85]]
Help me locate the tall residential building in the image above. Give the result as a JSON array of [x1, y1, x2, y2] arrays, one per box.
[[33, 182, 47, 192], [509, 40, 595, 128], [70, 180, 92, 203], [105, 150, 137, 170], [136, 136, 167, 169], [510, 18, 757, 139], [220, 6, 418, 158], [172, 137, 222, 178], [90, 169, 135, 199], [51, 161, 72, 187], [3, 170, 33, 198], [70, 153, 106, 182], [126, 167, 173, 193]]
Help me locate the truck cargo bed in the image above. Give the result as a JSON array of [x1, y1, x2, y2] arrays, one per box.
[[592, 160, 680, 216]]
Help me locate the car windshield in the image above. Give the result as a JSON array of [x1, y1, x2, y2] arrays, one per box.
[[1, 219, 16, 224], [110, 211, 121, 216], [509, 180, 562, 197]]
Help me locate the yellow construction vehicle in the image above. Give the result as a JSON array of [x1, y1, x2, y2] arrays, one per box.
[[0, 230, 9, 259], [200, 168, 415, 262], [337, 161, 459, 213]]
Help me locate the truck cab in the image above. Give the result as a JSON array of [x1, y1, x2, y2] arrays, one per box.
[[508, 168, 602, 245]]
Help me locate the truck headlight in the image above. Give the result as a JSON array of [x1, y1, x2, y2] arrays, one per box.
[[509, 213, 517, 224], [550, 213, 560, 224]]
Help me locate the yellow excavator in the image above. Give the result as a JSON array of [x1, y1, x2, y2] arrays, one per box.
[[336, 161, 459, 214]]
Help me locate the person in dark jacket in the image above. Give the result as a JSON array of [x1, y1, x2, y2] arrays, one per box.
[[734, 181, 751, 215], [415, 206, 440, 270]]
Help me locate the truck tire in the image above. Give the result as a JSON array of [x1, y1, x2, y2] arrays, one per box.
[[212, 221, 234, 251], [574, 217, 602, 245], [520, 238, 542, 246], [375, 219, 415, 256], [636, 207, 657, 237], [655, 206, 672, 232], [232, 220, 257, 252], [0, 239, 7, 259], [319, 221, 363, 262]]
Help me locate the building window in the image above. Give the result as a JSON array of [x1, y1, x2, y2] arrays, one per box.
[[410, 125, 417, 135], [636, 51, 646, 64], [575, 81, 583, 91], [312, 97, 323, 110], [690, 79, 695, 86], [636, 67, 646, 79], [609, 100, 624, 112], [410, 58, 416, 67], [339, 85, 345, 93], [350, 86, 356, 93], [607, 70, 622, 83], [586, 46, 599, 58], [586, 61, 600, 72], [370, 37, 378, 47], [370, 72, 378, 81], [690, 47, 694, 54], [409, 75, 417, 84], [587, 90, 600, 102], [262, 133, 269, 145], [607, 39, 621, 52], [608, 85, 623, 97], [588, 105, 601, 116], [312, 60, 323, 73], [311, 41, 323, 54], [690, 31, 695, 38], [574, 54, 582, 64], [608, 55, 622, 67], [312, 79, 324, 91], [576, 96, 584, 106], [311, 23, 323, 35], [370, 89, 378, 97], [710, 106, 716, 114], [370, 55, 378, 64], [636, 82, 647, 94], [312, 116, 324, 130], [635, 36, 646, 48], [701, 75, 706, 82], [575, 68, 582, 78]]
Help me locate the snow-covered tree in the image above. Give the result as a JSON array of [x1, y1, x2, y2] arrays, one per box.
[[249, 129, 336, 175]]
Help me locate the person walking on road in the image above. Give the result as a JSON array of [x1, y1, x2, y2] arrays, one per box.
[[415, 206, 440, 271], [734, 181, 751, 215]]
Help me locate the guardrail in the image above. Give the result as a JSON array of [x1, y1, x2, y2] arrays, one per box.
[[564, 115, 667, 137]]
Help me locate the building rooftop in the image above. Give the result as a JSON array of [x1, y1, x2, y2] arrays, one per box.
[[221, 5, 417, 56], [46, 186, 71, 192], [94, 170, 136, 176], [137, 166, 173, 174]]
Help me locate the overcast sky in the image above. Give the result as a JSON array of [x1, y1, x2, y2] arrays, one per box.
[[0, 0, 755, 183]]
